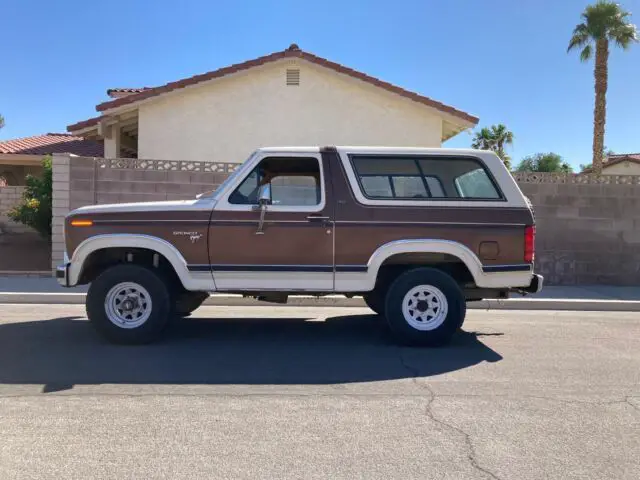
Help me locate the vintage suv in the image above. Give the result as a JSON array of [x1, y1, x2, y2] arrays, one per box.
[[57, 146, 542, 346]]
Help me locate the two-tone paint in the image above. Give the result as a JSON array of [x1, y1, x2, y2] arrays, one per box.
[[61, 146, 538, 294]]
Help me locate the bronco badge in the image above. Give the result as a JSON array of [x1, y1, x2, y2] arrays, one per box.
[[173, 231, 203, 243]]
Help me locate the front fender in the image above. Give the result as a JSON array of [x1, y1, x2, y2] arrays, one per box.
[[68, 234, 194, 288]]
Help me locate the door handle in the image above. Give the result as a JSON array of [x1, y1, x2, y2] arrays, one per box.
[[306, 215, 330, 222]]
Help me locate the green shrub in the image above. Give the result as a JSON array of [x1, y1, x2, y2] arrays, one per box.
[[8, 156, 52, 240]]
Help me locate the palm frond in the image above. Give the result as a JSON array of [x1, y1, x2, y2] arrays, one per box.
[[609, 23, 639, 48], [568, 23, 591, 52], [569, 1, 637, 59], [580, 44, 593, 61]]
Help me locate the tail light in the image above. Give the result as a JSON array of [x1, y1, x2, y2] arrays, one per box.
[[524, 225, 536, 263]]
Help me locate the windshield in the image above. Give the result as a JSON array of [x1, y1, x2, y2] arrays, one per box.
[[196, 151, 257, 199]]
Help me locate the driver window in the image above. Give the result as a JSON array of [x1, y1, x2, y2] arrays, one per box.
[[228, 156, 321, 206]]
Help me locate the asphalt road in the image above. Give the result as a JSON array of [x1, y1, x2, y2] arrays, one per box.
[[0, 305, 638, 480]]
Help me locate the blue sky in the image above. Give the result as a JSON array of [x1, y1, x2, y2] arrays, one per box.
[[2, 0, 639, 168]]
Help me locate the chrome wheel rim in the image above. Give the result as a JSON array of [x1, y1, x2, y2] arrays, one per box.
[[104, 282, 152, 329], [401, 284, 448, 331]]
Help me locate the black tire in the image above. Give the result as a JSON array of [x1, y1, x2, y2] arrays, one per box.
[[86, 264, 173, 344], [384, 267, 465, 347], [363, 292, 385, 315], [458, 301, 468, 330], [175, 292, 209, 317]]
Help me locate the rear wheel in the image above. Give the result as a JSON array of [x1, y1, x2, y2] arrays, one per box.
[[384, 267, 465, 347], [86, 264, 173, 344]]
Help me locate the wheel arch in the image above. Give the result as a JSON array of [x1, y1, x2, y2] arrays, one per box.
[[366, 240, 483, 289], [68, 234, 193, 289]]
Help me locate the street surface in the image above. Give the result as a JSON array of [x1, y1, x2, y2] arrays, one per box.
[[0, 305, 638, 479]]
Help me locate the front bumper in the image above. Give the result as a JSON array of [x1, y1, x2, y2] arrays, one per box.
[[56, 263, 70, 287], [522, 273, 544, 294]]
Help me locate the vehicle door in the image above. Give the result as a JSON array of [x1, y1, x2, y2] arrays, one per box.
[[208, 152, 334, 291]]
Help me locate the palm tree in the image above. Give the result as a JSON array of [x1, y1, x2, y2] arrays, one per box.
[[471, 127, 493, 150], [568, 1, 638, 175], [490, 124, 514, 168], [471, 124, 514, 169]]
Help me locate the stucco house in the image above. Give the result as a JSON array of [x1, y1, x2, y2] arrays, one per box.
[[67, 44, 478, 163]]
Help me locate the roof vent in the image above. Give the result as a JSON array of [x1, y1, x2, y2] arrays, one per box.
[[286, 68, 300, 86]]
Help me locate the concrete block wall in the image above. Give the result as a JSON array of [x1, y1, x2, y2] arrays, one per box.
[[51, 155, 640, 285], [0, 186, 34, 234], [0, 185, 50, 273], [51, 155, 238, 269], [515, 174, 640, 285], [51, 154, 71, 270]]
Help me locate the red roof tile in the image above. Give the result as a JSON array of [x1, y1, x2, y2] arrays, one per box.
[[107, 87, 152, 94], [608, 153, 640, 161], [66, 115, 102, 132], [106, 87, 153, 98], [0, 133, 103, 156], [95, 44, 478, 124]]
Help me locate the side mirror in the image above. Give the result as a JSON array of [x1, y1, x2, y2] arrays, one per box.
[[258, 184, 271, 205]]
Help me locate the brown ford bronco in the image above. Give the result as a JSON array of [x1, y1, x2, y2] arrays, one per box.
[[57, 146, 542, 346]]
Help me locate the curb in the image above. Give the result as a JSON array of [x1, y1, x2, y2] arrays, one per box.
[[0, 271, 53, 278], [1, 292, 640, 312]]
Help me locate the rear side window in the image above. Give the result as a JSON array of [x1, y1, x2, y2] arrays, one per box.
[[350, 155, 502, 201], [454, 168, 500, 199]]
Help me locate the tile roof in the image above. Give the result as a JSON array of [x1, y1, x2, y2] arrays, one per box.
[[66, 115, 102, 132], [106, 87, 152, 98], [93, 44, 478, 124], [0, 133, 103, 156], [608, 153, 640, 161]]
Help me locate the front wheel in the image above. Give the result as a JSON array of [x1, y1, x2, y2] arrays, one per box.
[[384, 267, 465, 347], [86, 264, 173, 344]]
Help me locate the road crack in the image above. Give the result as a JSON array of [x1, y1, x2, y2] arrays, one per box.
[[625, 397, 640, 413], [397, 349, 503, 480]]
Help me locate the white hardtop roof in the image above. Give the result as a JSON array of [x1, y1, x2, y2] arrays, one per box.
[[257, 146, 487, 155]]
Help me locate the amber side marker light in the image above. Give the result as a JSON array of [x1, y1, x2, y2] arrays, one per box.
[[70, 220, 93, 227]]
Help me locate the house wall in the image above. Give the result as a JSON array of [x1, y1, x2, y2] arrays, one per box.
[[52, 155, 640, 285], [602, 161, 640, 175], [137, 59, 445, 163]]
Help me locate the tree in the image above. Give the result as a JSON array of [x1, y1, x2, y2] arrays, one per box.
[[0, 114, 4, 129], [568, 1, 638, 175], [516, 153, 573, 173], [8, 156, 52, 239], [471, 124, 515, 169]]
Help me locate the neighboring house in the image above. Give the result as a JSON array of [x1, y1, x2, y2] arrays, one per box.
[[602, 154, 640, 175], [582, 153, 640, 175], [0, 133, 103, 185], [67, 44, 478, 163]]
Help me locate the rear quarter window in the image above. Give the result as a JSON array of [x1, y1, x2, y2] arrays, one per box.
[[350, 155, 503, 201]]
